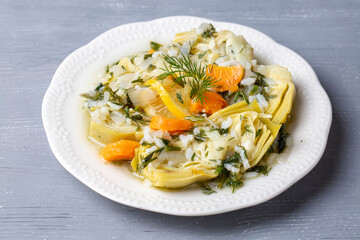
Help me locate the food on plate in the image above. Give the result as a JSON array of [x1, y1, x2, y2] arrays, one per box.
[[80, 23, 295, 193]]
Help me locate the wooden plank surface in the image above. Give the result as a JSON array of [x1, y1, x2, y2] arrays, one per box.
[[0, 0, 359, 239]]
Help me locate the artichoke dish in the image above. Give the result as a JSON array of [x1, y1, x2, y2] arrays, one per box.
[[81, 23, 295, 193]]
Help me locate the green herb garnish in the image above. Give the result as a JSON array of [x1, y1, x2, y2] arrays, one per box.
[[165, 146, 181, 151], [210, 127, 229, 135], [216, 147, 224, 151], [247, 165, 271, 176], [256, 129, 262, 138], [249, 85, 259, 95], [131, 77, 144, 84], [198, 50, 209, 59], [144, 53, 152, 60], [150, 41, 162, 51], [244, 125, 253, 133], [201, 23, 216, 38], [176, 93, 184, 104], [80, 91, 104, 101], [194, 129, 208, 142], [200, 184, 217, 195], [141, 141, 155, 147], [123, 106, 149, 128], [148, 64, 156, 71], [234, 90, 241, 102], [141, 147, 165, 168], [157, 54, 217, 104], [241, 91, 249, 104]]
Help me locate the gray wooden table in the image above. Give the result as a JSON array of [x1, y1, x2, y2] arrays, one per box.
[[1, 0, 359, 239]]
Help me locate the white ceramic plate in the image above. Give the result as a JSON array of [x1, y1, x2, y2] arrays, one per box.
[[42, 16, 332, 216]]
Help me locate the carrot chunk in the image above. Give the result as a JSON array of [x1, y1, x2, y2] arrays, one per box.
[[100, 140, 140, 161], [190, 91, 228, 115], [150, 116, 192, 132], [207, 64, 244, 92]]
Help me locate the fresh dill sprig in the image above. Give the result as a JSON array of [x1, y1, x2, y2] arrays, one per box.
[[157, 54, 217, 104]]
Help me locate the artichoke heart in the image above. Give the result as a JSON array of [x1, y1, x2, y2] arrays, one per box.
[[89, 120, 143, 145], [131, 145, 217, 188], [173, 30, 198, 44], [254, 65, 296, 124], [131, 101, 281, 189], [211, 106, 281, 168]]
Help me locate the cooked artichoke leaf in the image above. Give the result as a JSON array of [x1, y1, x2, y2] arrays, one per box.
[[254, 65, 295, 124], [89, 120, 143, 145]]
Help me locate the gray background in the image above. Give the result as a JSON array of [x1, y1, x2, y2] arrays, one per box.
[[1, 0, 359, 239]]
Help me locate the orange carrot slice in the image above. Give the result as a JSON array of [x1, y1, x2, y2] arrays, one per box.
[[190, 91, 228, 115], [150, 116, 192, 132], [207, 64, 244, 92], [100, 140, 140, 162]]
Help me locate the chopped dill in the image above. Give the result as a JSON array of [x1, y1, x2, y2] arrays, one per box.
[[201, 23, 216, 38], [144, 53, 152, 60], [165, 146, 181, 151], [234, 89, 241, 102], [141, 147, 165, 168], [200, 184, 217, 195], [241, 91, 249, 104], [148, 64, 156, 71], [150, 41, 162, 51], [176, 93, 184, 104], [210, 127, 229, 135], [131, 77, 144, 84], [80, 91, 104, 101], [123, 106, 149, 128], [247, 165, 271, 176], [194, 129, 208, 142], [256, 129, 262, 138], [249, 85, 259, 95], [198, 50, 209, 59], [244, 125, 253, 133]]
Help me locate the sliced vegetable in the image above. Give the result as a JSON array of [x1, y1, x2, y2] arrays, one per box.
[[101, 140, 140, 161], [207, 64, 244, 92], [190, 91, 228, 115], [150, 116, 192, 132]]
